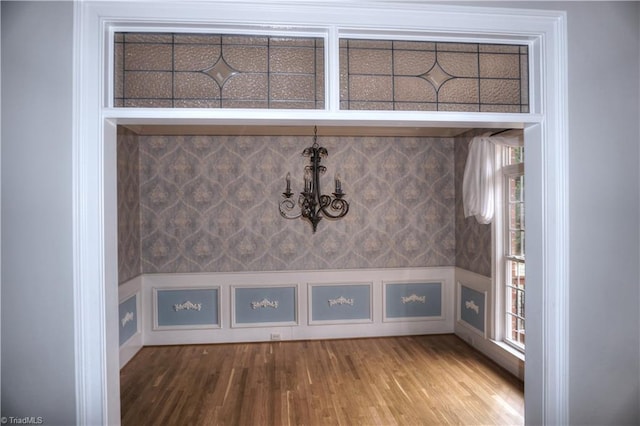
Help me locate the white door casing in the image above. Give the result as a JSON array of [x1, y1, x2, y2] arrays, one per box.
[[72, 2, 568, 424]]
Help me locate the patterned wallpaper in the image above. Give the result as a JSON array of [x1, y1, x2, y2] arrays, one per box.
[[136, 134, 456, 273], [117, 130, 493, 282], [117, 127, 141, 283], [454, 129, 492, 277]]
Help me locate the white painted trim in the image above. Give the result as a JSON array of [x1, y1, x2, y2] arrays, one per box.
[[74, 2, 569, 424], [456, 281, 488, 339]]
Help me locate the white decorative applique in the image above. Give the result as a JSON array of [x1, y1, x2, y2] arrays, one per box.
[[401, 294, 426, 304], [328, 296, 354, 306], [251, 298, 279, 309], [121, 311, 134, 327], [465, 300, 480, 314], [174, 301, 202, 311]]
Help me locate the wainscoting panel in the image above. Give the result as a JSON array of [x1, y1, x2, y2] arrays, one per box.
[[141, 267, 454, 346], [383, 281, 443, 321], [119, 294, 138, 346], [309, 282, 372, 324], [232, 284, 298, 327], [119, 276, 143, 368], [454, 268, 524, 380], [154, 287, 220, 330], [459, 284, 486, 336]]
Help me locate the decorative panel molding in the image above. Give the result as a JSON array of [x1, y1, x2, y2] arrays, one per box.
[[458, 283, 487, 336], [154, 287, 220, 329], [232, 285, 298, 327], [137, 134, 455, 273], [309, 283, 372, 324], [340, 39, 528, 113], [118, 294, 138, 346], [114, 33, 324, 109], [383, 281, 443, 321]]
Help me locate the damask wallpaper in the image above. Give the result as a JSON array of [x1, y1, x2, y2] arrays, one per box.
[[454, 129, 492, 277], [117, 127, 141, 283], [117, 129, 492, 283]]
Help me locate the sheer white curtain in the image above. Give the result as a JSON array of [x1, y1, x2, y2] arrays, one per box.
[[462, 133, 523, 224]]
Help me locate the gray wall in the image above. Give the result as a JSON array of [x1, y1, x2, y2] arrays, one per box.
[[1, 2, 76, 424]]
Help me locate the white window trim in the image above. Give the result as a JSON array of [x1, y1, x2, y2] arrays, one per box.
[[493, 150, 525, 353], [73, 2, 569, 425]]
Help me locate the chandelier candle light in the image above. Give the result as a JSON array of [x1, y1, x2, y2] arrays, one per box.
[[279, 126, 349, 233]]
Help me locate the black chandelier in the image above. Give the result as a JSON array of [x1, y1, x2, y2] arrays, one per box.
[[279, 126, 349, 233]]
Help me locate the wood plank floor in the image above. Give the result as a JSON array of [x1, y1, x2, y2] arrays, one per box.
[[120, 334, 523, 425]]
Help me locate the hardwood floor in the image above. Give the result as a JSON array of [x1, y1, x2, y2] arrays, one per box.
[[120, 334, 523, 425]]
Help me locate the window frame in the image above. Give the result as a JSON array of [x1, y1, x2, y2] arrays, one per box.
[[492, 144, 525, 353]]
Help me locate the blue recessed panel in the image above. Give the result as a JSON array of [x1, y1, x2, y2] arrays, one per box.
[[385, 282, 442, 319], [156, 288, 219, 328], [311, 284, 371, 322], [460, 285, 485, 333], [234, 286, 296, 325], [119, 294, 138, 346]]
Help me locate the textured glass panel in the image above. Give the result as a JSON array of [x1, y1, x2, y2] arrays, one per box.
[[222, 74, 268, 100], [124, 99, 173, 107], [174, 34, 221, 44], [174, 45, 221, 71], [174, 72, 220, 99], [347, 101, 394, 110], [480, 79, 520, 104], [124, 71, 172, 98], [394, 77, 436, 102], [270, 47, 315, 73], [438, 79, 479, 103], [340, 38, 528, 112], [395, 102, 436, 111], [438, 103, 479, 112], [270, 101, 316, 109], [222, 35, 268, 45], [393, 40, 435, 51], [270, 74, 315, 101], [224, 46, 268, 72], [115, 32, 323, 109], [125, 33, 172, 43], [346, 39, 392, 49], [393, 50, 435, 75], [481, 104, 521, 113], [114, 42, 124, 99], [349, 75, 393, 101], [437, 42, 477, 53], [270, 37, 315, 47], [349, 48, 392, 75], [221, 100, 270, 108], [521, 54, 529, 106], [479, 53, 520, 78], [175, 99, 221, 108], [125, 44, 173, 70], [438, 52, 478, 78]]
